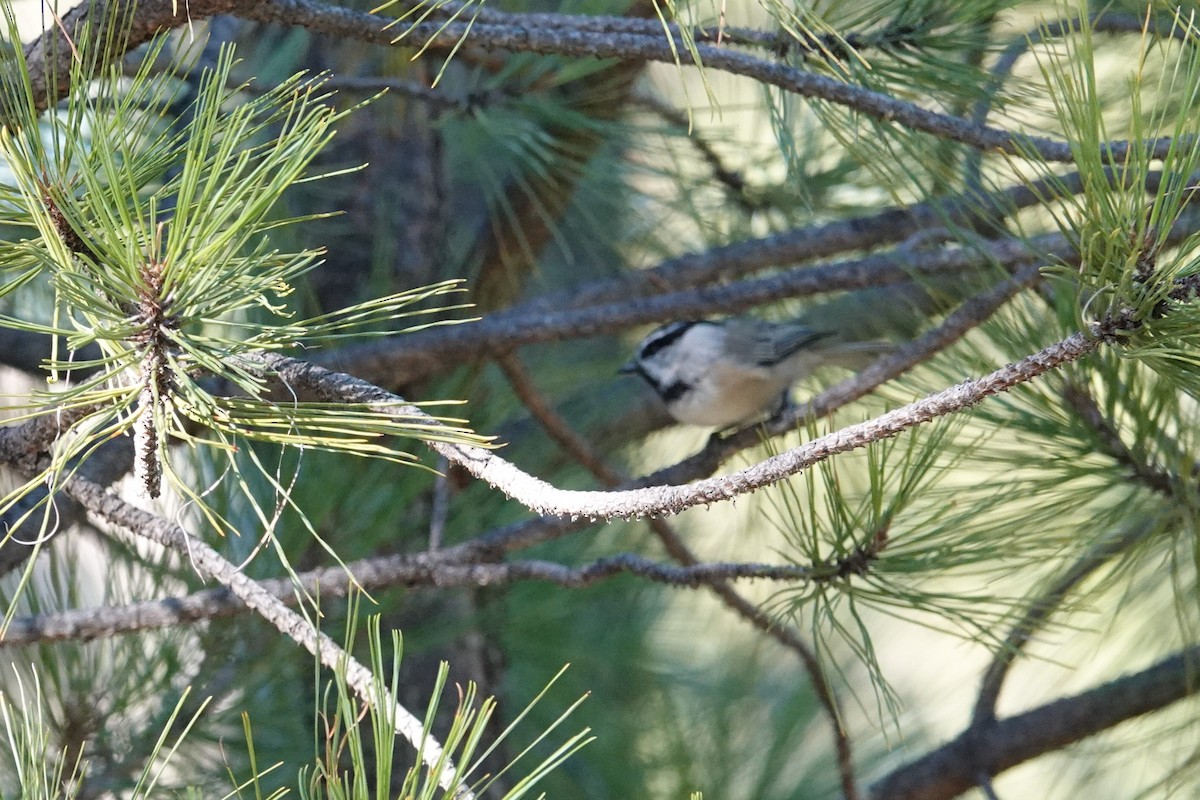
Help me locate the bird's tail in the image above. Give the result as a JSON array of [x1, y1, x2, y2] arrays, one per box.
[[815, 339, 896, 370]]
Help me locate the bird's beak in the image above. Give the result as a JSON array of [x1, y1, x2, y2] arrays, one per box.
[[618, 359, 638, 375]]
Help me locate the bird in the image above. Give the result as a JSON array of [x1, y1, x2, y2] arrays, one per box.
[[620, 317, 889, 428]]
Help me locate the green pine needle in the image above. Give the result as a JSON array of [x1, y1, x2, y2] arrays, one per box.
[[0, 9, 486, 517]]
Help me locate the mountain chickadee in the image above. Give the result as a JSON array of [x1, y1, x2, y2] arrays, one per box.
[[620, 318, 887, 428]]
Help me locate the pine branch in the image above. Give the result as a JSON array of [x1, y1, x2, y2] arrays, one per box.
[[971, 521, 1159, 727], [872, 645, 1200, 800], [24, 3, 1187, 168], [260, 325, 1103, 520], [442, 269, 1064, 560], [61, 473, 475, 799], [0, 553, 822, 646], [320, 168, 1185, 389], [235, 0, 1185, 163], [323, 231, 1066, 387]]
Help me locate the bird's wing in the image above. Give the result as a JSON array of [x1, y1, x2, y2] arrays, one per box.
[[755, 323, 833, 366]]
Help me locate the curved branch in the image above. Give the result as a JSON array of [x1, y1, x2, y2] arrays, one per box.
[[263, 323, 1105, 521], [443, 268, 1059, 559], [0, 269, 1094, 588]]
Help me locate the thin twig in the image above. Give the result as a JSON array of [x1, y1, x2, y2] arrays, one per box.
[[61, 473, 474, 800], [1062, 382, 1180, 495], [651, 520, 862, 800], [0, 553, 825, 646], [976, 775, 1001, 800], [429, 454, 451, 550], [494, 353, 624, 485], [970, 521, 1158, 727], [629, 93, 757, 211], [317, 74, 467, 111]]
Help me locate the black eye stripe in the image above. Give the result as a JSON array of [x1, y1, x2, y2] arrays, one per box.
[[661, 380, 690, 402], [629, 365, 687, 402], [639, 321, 709, 360]]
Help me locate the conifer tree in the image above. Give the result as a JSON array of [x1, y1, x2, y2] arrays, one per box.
[[1, 2, 1199, 799]]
